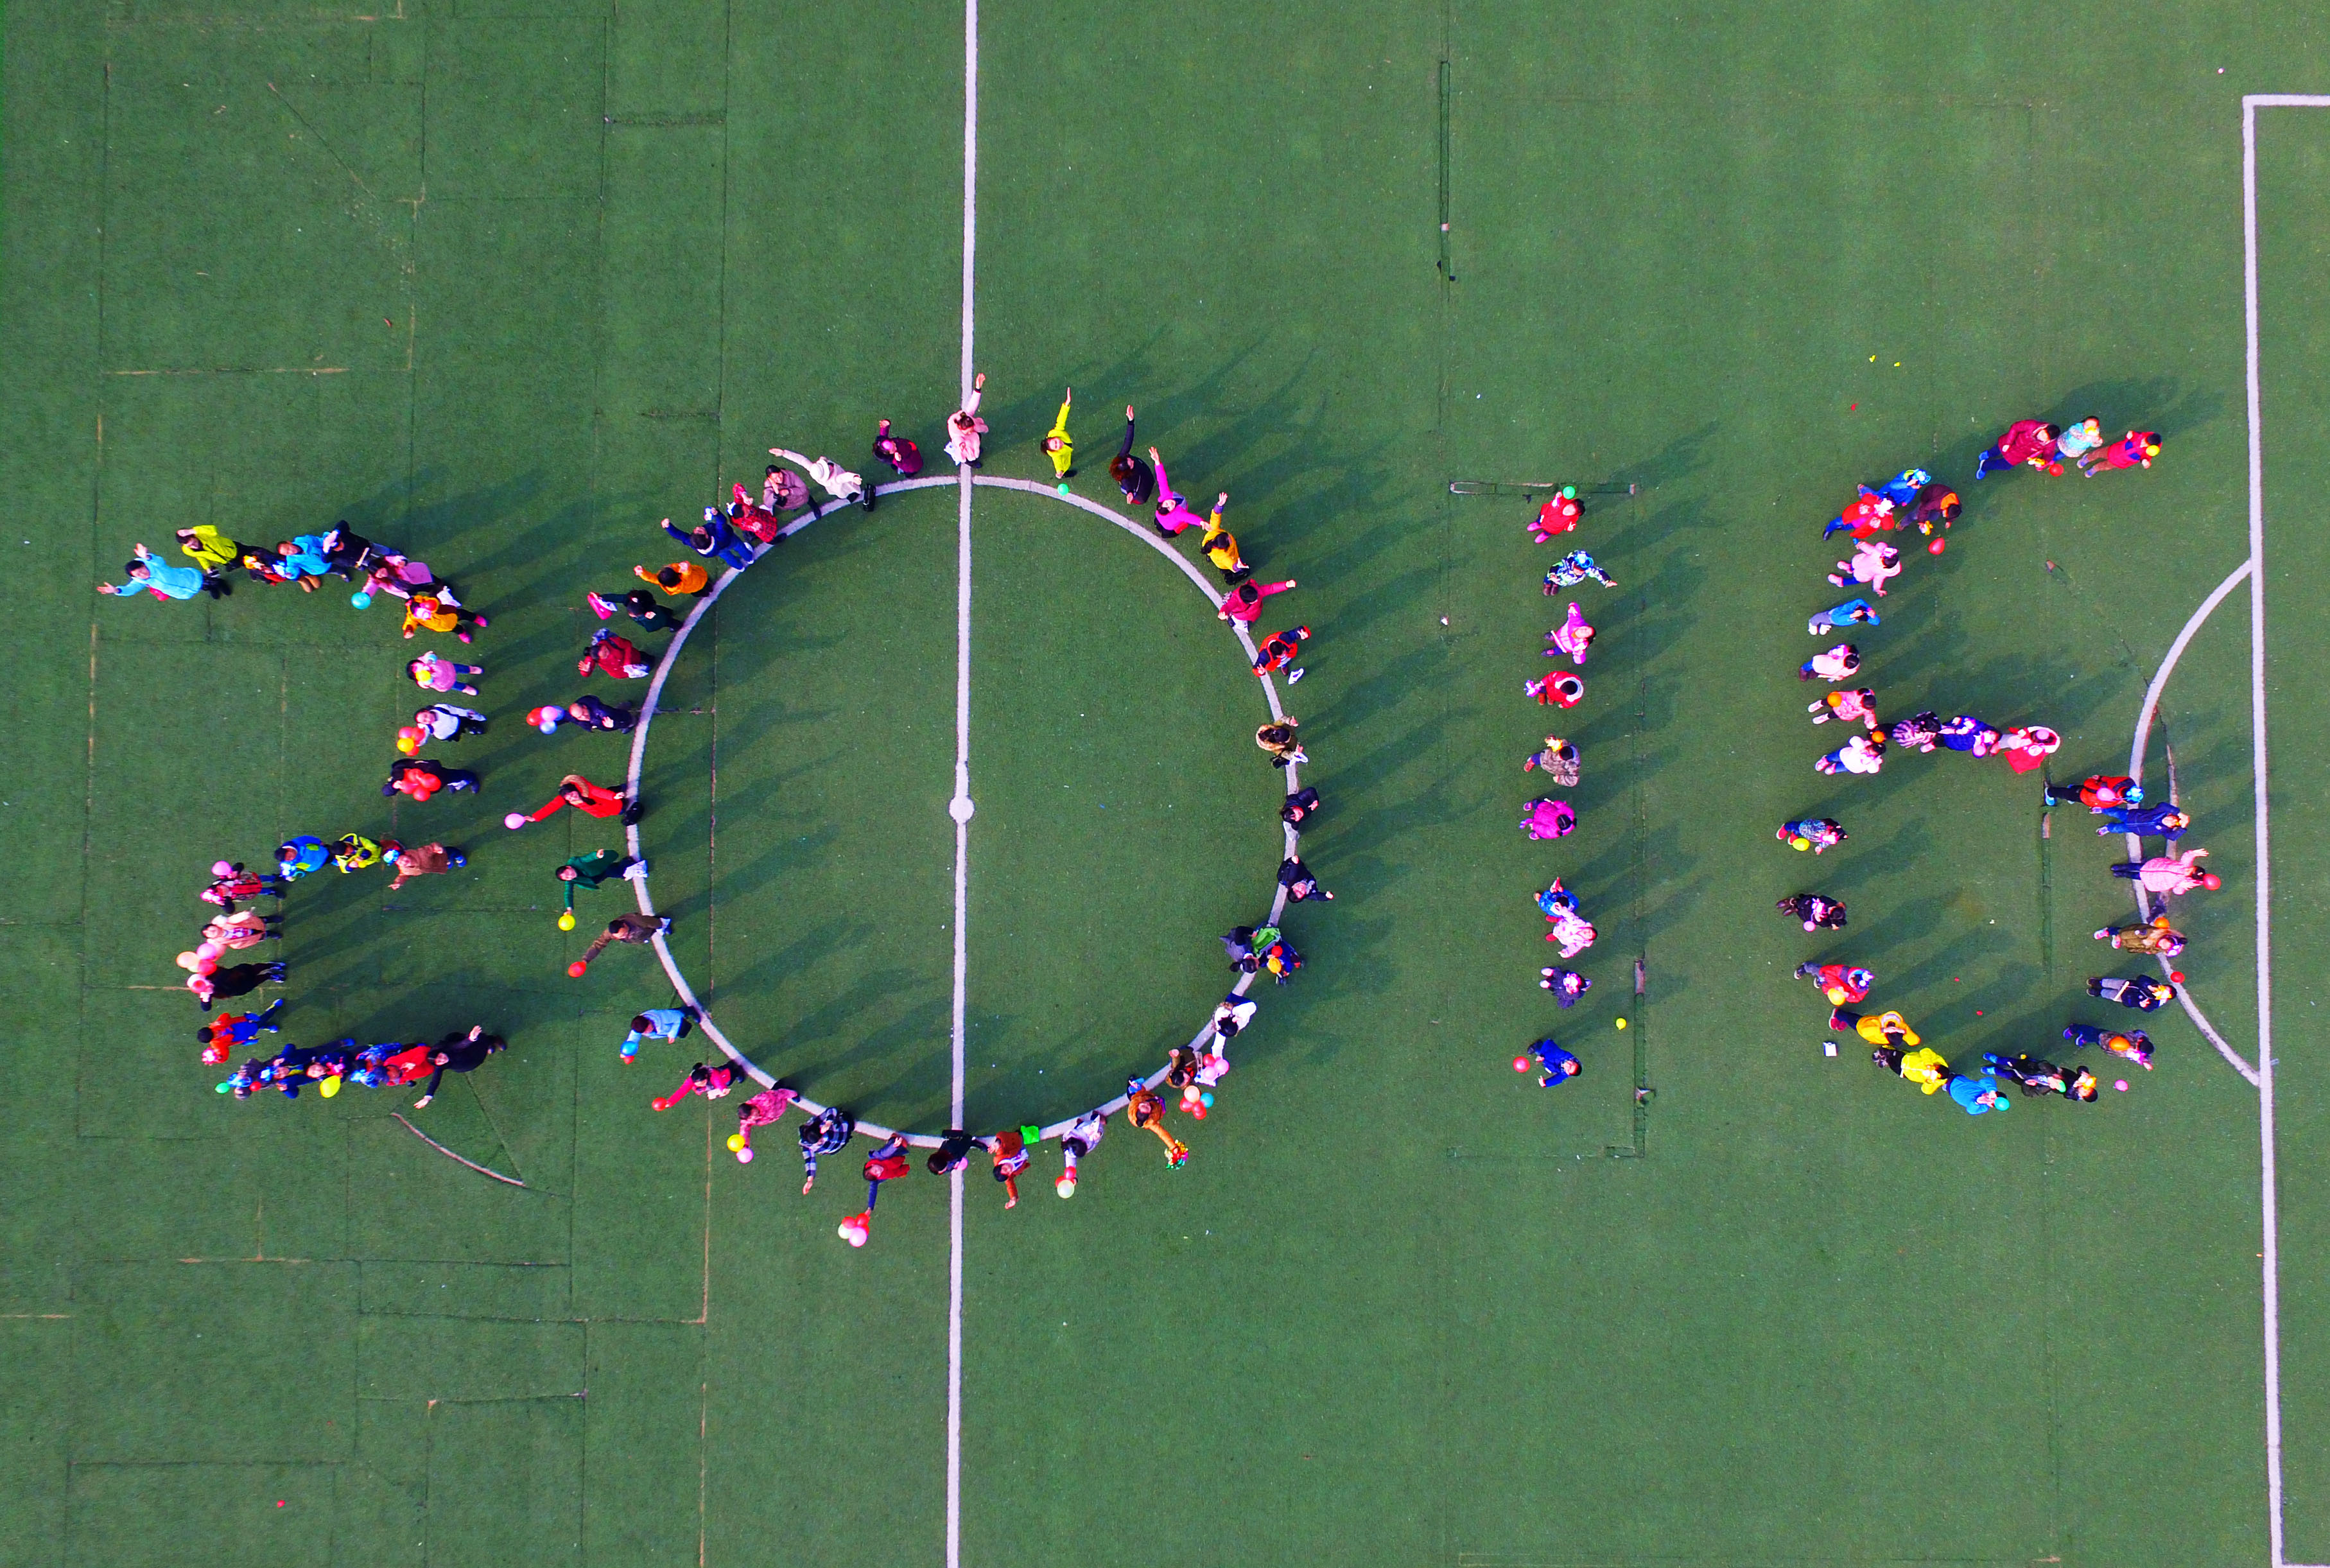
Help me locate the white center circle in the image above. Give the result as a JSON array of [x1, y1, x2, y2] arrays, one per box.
[[617, 474, 1304, 1147]]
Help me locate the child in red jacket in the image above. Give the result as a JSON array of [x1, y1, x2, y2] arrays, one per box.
[[510, 774, 637, 828]]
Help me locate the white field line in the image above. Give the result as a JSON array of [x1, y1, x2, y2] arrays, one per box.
[[2122, 555, 2259, 1086], [950, 8, 975, 1531], [2245, 92, 2328, 1568]]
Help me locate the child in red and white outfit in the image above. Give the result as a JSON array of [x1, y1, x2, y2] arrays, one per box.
[[1527, 671, 1584, 708], [1527, 487, 1581, 542], [988, 1127, 1033, 1208], [1056, 1110, 1106, 1198]]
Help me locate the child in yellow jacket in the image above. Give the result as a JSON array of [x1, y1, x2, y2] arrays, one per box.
[[1043, 388, 1073, 478]]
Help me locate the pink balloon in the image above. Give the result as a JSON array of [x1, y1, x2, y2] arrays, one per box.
[[195, 942, 223, 961]]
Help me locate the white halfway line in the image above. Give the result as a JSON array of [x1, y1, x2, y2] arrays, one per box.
[[2245, 92, 2328, 1568], [947, 0, 978, 1560]]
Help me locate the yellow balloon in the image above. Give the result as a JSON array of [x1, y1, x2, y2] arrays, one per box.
[[726, 1133, 745, 1153], [1614, 1018, 1629, 1029], [557, 910, 576, 931]]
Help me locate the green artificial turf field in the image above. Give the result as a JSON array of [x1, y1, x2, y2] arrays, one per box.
[[7, 2, 2330, 1564]]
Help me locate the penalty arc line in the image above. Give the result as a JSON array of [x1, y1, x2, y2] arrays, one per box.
[[2122, 555, 2258, 1087]]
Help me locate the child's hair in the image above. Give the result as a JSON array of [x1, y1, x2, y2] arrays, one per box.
[[1837, 649, 1861, 672], [2040, 424, 2061, 440], [656, 566, 683, 588], [630, 1015, 652, 1032], [1870, 1046, 1903, 1073]]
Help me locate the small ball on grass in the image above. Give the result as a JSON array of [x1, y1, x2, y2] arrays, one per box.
[[1615, 1017, 1628, 1029], [1513, 1056, 1531, 1073], [2116, 1079, 2130, 1092]]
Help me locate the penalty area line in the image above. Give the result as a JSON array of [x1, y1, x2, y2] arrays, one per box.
[[2244, 91, 2325, 1568]]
